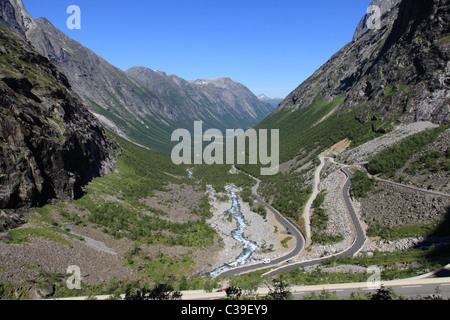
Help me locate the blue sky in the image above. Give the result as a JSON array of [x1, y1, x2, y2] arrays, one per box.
[[23, 0, 371, 98]]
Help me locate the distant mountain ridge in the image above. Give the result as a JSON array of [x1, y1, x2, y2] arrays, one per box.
[[125, 67, 272, 130], [257, 94, 283, 111], [0, 0, 272, 151]]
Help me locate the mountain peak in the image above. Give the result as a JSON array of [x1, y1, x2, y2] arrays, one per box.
[[353, 0, 400, 41], [276, 0, 449, 126], [191, 77, 238, 86], [0, 0, 36, 38], [257, 94, 283, 101], [257, 94, 283, 111], [126, 66, 168, 77]]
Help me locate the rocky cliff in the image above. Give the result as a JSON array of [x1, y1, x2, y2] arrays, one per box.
[[277, 0, 449, 128], [0, 0, 35, 38], [0, 23, 115, 212], [353, 0, 400, 41]]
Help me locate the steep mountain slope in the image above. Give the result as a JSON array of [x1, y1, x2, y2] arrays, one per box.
[[0, 23, 115, 211], [353, 0, 400, 41], [259, 0, 449, 164], [26, 16, 174, 150], [0, 0, 272, 152], [0, 0, 34, 38]]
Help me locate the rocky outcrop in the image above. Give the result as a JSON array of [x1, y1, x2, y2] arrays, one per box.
[[0, 0, 35, 38], [0, 210, 25, 231], [0, 23, 116, 210], [353, 0, 400, 41]]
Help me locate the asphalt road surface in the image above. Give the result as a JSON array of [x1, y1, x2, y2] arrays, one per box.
[[55, 271, 450, 300], [217, 163, 368, 278], [291, 281, 450, 300]]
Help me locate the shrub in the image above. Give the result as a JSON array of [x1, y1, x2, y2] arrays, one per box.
[[125, 283, 182, 300], [351, 171, 375, 198], [368, 125, 449, 177]]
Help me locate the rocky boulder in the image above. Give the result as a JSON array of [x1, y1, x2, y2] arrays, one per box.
[[0, 210, 25, 231]]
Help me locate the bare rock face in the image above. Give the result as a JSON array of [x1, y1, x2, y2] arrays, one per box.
[[353, 0, 400, 41], [0, 210, 25, 231], [278, 0, 449, 127], [0, 24, 116, 211], [0, 0, 35, 38]]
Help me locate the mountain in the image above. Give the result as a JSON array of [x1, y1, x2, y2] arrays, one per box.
[[260, 0, 449, 163], [0, 23, 115, 212], [125, 67, 272, 130], [245, 0, 449, 252], [0, 0, 449, 297], [0, 0, 272, 152], [257, 94, 283, 111], [0, 0, 34, 38]]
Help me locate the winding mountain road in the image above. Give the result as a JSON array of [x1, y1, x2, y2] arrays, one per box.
[[261, 164, 367, 278], [216, 160, 369, 278]]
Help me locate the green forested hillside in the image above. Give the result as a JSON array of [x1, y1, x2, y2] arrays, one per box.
[[368, 125, 450, 178]]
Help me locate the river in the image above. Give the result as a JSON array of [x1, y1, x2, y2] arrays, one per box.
[[187, 168, 259, 278], [208, 186, 259, 278]]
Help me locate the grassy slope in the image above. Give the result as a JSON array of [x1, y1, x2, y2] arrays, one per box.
[[368, 124, 450, 178], [66, 136, 219, 247], [1, 135, 218, 258]]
